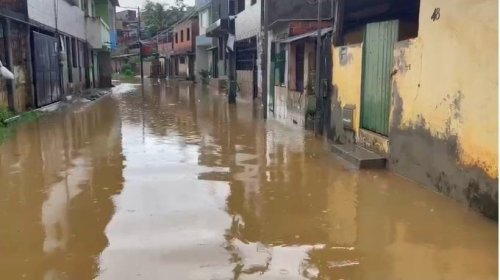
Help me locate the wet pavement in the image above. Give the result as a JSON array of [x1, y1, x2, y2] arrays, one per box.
[[0, 80, 497, 280]]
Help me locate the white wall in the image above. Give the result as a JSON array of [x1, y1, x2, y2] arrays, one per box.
[[199, 8, 210, 35], [28, 0, 86, 40], [235, 0, 261, 40]]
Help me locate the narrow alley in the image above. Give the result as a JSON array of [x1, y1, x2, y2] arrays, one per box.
[[0, 81, 496, 279]]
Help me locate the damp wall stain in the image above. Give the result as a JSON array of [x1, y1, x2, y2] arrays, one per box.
[[390, 31, 498, 219], [330, 0, 498, 219], [330, 44, 363, 144], [390, 84, 498, 220]]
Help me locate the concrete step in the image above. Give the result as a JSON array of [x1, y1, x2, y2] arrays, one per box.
[[332, 144, 386, 169]]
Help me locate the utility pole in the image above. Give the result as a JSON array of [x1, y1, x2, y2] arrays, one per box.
[[138, 6, 144, 83], [228, 2, 237, 104], [262, 0, 268, 119], [314, 0, 323, 135]]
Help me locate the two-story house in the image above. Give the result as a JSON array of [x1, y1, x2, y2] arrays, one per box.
[[0, 0, 117, 113], [85, 0, 119, 88], [172, 14, 199, 79], [194, 0, 213, 81], [234, 0, 261, 100]]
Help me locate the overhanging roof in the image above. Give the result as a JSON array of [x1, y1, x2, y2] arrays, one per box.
[[278, 27, 333, 43]]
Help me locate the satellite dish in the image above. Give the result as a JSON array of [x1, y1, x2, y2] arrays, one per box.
[[0, 60, 14, 80]]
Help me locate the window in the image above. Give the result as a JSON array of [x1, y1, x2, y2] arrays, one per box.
[[187, 28, 190, 41], [72, 38, 78, 68], [251, 0, 256, 5], [237, 0, 245, 13], [179, 56, 186, 64], [181, 30, 184, 42], [175, 32, 178, 43], [66, 37, 73, 82], [275, 45, 286, 86]]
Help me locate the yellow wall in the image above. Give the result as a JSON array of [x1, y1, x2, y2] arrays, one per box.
[[392, 0, 498, 178], [332, 43, 363, 134]]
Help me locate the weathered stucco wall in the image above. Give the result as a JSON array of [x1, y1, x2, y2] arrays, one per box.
[[390, 0, 498, 219], [237, 70, 253, 100], [331, 43, 362, 144], [329, 0, 498, 219]]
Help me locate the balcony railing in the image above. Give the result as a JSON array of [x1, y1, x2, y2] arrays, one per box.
[[86, 16, 110, 49]]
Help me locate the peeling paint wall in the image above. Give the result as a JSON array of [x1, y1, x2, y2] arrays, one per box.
[[390, 0, 498, 219], [331, 43, 363, 144], [329, 0, 498, 219]]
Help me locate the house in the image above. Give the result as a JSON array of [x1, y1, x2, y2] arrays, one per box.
[[172, 13, 199, 79], [194, 0, 214, 82], [85, 0, 120, 88], [0, 0, 118, 112], [205, 0, 232, 88], [265, 0, 333, 127], [157, 30, 175, 77], [329, 0, 497, 219], [25, 0, 118, 108], [234, 0, 261, 100]]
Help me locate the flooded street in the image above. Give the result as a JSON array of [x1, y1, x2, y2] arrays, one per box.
[[0, 80, 497, 279]]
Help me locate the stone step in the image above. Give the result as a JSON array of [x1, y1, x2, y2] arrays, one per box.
[[332, 144, 386, 169]]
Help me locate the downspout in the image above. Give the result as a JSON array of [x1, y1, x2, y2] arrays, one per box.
[[54, 0, 65, 99]]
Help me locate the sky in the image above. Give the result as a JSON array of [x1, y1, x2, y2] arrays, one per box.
[[117, 0, 195, 10]]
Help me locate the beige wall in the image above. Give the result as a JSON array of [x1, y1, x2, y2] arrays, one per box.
[[391, 0, 498, 179], [330, 0, 498, 218]]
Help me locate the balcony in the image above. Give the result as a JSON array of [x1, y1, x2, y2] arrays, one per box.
[[86, 16, 110, 50], [206, 19, 229, 37]]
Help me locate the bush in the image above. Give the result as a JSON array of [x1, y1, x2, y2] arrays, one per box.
[[0, 106, 12, 125]]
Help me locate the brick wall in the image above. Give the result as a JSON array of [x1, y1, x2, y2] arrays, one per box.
[[173, 19, 199, 55]]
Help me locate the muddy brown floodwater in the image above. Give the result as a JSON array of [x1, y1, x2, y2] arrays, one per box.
[[0, 80, 497, 280]]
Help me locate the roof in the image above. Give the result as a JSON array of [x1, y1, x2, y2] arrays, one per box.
[[278, 27, 333, 43]]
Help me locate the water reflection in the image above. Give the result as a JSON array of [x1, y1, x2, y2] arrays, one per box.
[[0, 80, 497, 279], [0, 97, 124, 279]]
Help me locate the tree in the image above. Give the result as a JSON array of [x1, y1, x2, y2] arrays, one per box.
[[142, 0, 191, 37]]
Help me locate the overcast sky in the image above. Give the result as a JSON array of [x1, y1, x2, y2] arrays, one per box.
[[117, 0, 195, 10]]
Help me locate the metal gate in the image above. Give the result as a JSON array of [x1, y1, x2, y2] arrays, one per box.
[[361, 20, 399, 135], [32, 31, 61, 107]]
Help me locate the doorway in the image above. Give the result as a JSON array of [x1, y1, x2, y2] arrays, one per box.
[[360, 20, 399, 136]]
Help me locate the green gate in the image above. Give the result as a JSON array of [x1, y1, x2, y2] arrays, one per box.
[[361, 20, 399, 136]]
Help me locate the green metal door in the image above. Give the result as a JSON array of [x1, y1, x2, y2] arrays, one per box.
[[361, 20, 399, 135]]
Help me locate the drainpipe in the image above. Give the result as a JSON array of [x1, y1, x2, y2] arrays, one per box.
[[262, 0, 268, 119], [138, 6, 144, 83], [4, 19, 15, 113], [54, 0, 65, 99], [314, 0, 323, 135]]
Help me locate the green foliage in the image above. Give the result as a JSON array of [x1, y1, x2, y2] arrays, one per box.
[[142, 0, 191, 37], [0, 105, 12, 125], [0, 109, 41, 145], [120, 63, 135, 77]]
